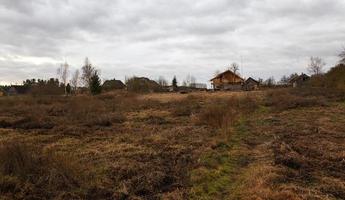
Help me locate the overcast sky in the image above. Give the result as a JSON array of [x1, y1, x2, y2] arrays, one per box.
[[1, 0, 345, 85]]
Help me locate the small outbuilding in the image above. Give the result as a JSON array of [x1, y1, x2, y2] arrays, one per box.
[[289, 73, 310, 88], [243, 77, 259, 91]]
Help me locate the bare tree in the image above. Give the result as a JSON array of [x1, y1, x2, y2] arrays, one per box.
[[57, 61, 69, 95], [339, 47, 345, 64], [258, 78, 263, 85], [279, 73, 298, 85], [229, 62, 240, 75], [279, 75, 289, 85], [157, 76, 168, 87], [214, 70, 221, 77], [70, 69, 80, 93], [184, 74, 196, 87], [264, 77, 276, 87], [182, 80, 187, 87], [308, 56, 325, 75], [190, 76, 196, 85], [81, 57, 96, 88]]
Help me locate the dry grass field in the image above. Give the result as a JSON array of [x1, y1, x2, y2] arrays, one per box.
[[0, 88, 344, 200]]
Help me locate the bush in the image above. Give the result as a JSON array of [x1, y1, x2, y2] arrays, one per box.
[[308, 64, 345, 90], [324, 64, 345, 90], [265, 89, 328, 111], [291, 87, 345, 101]]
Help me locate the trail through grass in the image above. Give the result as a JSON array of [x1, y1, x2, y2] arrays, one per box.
[[189, 119, 253, 199]]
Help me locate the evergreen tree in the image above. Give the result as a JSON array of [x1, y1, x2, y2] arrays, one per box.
[[66, 83, 71, 95], [90, 72, 102, 95], [172, 76, 177, 91]]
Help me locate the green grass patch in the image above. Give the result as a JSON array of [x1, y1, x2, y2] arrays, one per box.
[[189, 119, 252, 200]]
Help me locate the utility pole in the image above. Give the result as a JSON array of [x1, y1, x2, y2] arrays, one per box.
[[241, 56, 244, 79]]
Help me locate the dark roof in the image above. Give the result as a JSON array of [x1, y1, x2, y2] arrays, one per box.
[[245, 77, 259, 84], [102, 79, 125, 90], [129, 77, 160, 86], [210, 70, 244, 81]]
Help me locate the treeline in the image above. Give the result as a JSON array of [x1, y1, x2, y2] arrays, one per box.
[[23, 78, 65, 95], [1, 57, 205, 95]]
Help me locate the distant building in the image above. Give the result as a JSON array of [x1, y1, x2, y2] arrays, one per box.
[[0, 88, 4, 97], [7, 87, 18, 95], [289, 73, 310, 88], [210, 70, 244, 90], [190, 83, 207, 89], [126, 77, 162, 93], [102, 79, 126, 91], [243, 77, 259, 91], [4, 86, 29, 96]]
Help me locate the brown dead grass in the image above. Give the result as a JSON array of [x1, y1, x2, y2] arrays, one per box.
[[229, 93, 345, 200], [139, 91, 262, 103], [0, 88, 344, 199], [0, 139, 86, 199], [195, 95, 259, 129], [0, 92, 216, 199], [264, 89, 329, 111]]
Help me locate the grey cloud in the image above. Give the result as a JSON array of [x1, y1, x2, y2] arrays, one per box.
[[0, 60, 58, 84], [0, 0, 345, 85]]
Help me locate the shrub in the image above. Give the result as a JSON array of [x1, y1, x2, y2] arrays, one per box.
[[291, 87, 345, 102], [308, 64, 345, 90], [324, 64, 345, 90], [265, 89, 328, 111]]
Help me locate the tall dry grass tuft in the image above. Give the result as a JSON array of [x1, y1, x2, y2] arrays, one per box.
[[0, 141, 38, 179], [172, 95, 202, 117], [0, 140, 85, 198], [196, 95, 259, 129]]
